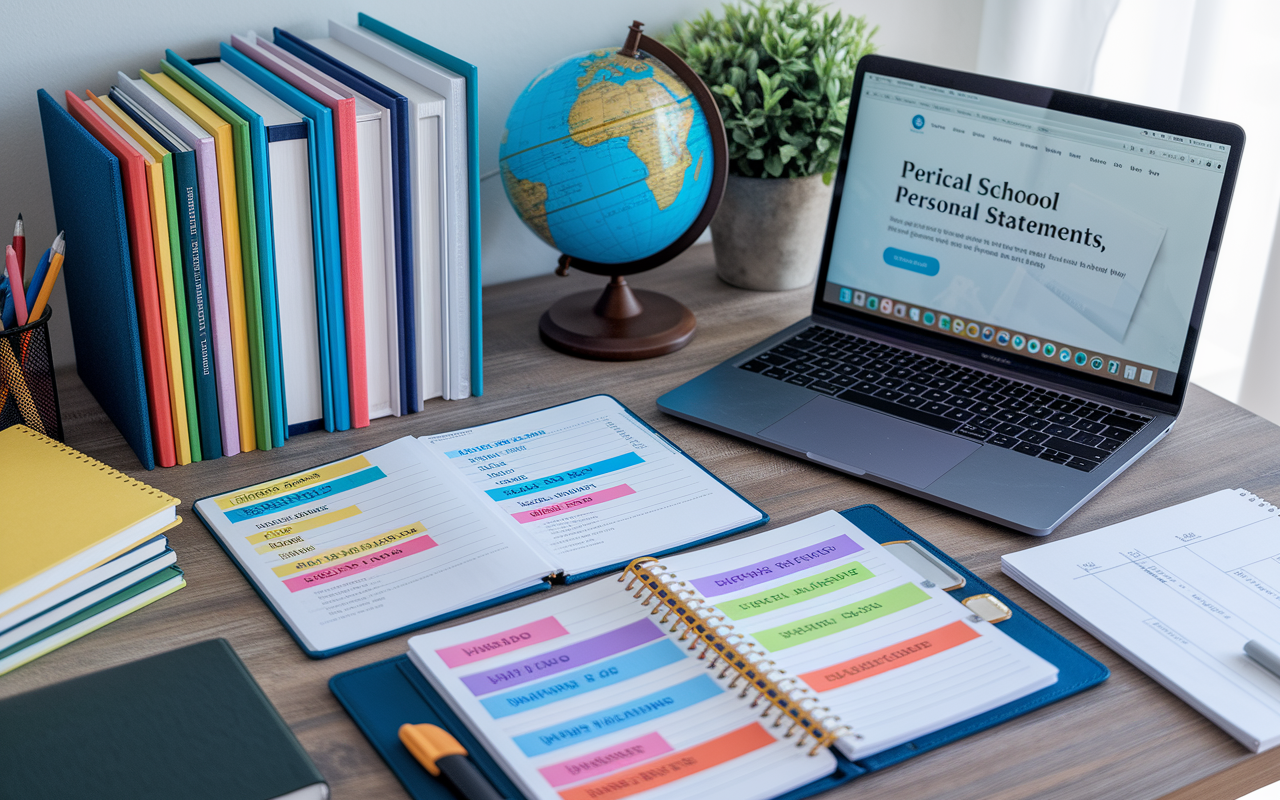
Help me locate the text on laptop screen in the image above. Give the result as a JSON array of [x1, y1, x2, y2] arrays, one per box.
[[822, 73, 1231, 395]]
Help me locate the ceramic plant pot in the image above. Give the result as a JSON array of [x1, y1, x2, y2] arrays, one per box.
[[709, 173, 836, 291]]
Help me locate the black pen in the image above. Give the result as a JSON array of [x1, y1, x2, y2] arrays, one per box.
[[400, 723, 505, 800]]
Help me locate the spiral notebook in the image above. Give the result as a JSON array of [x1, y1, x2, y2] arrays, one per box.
[[340, 508, 1092, 800], [1003, 488, 1280, 752]]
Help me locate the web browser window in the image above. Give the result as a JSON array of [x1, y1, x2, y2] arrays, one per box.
[[822, 73, 1231, 395]]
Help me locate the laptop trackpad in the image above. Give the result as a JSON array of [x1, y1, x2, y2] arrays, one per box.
[[758, 395, 980, 489]]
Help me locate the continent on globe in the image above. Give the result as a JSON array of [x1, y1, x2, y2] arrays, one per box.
[[499, 45, 714, 265]]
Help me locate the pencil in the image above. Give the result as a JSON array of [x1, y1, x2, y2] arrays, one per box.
[[5, 245, 27, 327], [12, 214, 24, 285], [28, 232, 63, 322]]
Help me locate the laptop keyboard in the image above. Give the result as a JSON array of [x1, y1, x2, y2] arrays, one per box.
[[740, 326, 1152, 473]]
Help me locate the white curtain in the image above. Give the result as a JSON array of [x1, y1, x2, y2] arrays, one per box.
[[978, 0, 1280, 422]]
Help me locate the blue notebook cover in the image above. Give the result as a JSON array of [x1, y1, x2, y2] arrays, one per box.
[[108, 87, 222, 461], [163, 58, 287, 448], [273, 26, 419, 417], [330, 504, 1108, 800], [178, 45, 352, 432], [36, 89, 155, 469], [358, 12, 483, 397]]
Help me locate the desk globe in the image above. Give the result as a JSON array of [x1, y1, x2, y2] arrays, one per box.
[[500, 21, 727, 359]]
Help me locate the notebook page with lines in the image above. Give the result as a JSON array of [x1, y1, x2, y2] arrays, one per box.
[[1003, 488, 1280, 751]]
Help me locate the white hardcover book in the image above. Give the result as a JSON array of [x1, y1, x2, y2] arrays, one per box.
[[313, 28, 447, 408], [251, 33, 400, 421], [194, 60, 329, 433], [326, 21, 470, 400]]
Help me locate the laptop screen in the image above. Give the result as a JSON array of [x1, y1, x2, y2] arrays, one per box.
[[818, 69, 1235, 397]]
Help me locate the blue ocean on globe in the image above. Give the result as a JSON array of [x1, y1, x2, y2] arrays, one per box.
[[500, 47, 714, 265]]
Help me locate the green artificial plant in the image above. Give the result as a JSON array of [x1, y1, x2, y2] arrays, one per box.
[[666, 0, 877, 181]]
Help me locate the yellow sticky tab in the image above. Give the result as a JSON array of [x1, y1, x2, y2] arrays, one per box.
[[271, 523, 427, 575], [216, 456, 371, 510], [246, 505, 361, 544]]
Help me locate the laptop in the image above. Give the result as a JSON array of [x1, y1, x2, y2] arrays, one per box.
[[658, 54, 1245, 535]]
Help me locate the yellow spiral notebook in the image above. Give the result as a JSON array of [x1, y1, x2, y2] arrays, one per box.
[[0, 425, 181, 618], [404, 511, 1058, 800]]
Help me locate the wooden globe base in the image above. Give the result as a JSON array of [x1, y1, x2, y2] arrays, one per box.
[[539, 276, 696, 361]]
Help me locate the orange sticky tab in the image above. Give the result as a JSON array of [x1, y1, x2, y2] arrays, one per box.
[[557, 723, 774, 800], [800, 620, 980, 692]]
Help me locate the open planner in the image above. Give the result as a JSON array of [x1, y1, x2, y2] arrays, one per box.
[[333, 506, 1108, 800], [193, 395, 766, 656], [1003, 488, 1280, 752]]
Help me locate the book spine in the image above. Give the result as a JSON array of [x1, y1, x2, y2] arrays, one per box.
[[175, 154, 222, 459], [621, 558, 849, 755]]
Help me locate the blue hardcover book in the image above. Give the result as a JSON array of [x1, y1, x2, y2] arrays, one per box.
[[161, 58, 286, 448], [331, 504, 1109, 800], [188, 56, 335, 436], [177, 45, 352, 432], [36, 89, 155, 469], [108, 87, 222, 460], [358, 13, 483, 397], [273, 26, 418, 416]]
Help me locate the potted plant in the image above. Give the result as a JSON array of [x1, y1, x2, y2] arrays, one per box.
[[666, 0, 877, 290]]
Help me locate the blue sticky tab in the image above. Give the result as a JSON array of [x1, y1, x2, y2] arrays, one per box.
[[484, 452, 644, 500], [225, 467, 385, 521]]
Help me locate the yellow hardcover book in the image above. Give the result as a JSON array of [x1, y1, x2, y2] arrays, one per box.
[[0, 425, 181, 619], [84, 94, 192, 465], [142, 71, 256, 451]]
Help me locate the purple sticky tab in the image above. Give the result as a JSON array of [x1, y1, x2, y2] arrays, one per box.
[[691, 535, 863, 597], [461, 618, 664, 696]]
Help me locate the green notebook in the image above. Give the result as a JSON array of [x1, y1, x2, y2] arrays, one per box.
[[0, 638, 327, 800]]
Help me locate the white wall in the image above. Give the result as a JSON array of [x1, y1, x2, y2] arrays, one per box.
[[0, 0, 982, 367]]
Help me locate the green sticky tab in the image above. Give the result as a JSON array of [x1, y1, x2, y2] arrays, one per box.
[[752, 583, 929, 651], [722, 562, 875, 620]]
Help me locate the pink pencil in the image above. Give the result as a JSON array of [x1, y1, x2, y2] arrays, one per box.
[[5, 245, 27, 326]]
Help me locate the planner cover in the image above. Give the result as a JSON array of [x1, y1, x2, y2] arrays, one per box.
[[360, 13, 482, 398], [154, 63, 273, 451], [275, 26, 417, 416], [115, 74, 240, 457], [159, 64, 288, 447], [331, 504, 1108, 800], [189, 56, 334, 435], [60, 91, 175, 468], [108, 87, 221, 460], [233, 32, 370, 429], [38, 89, 157, 469], [197, 44, 351, 432]]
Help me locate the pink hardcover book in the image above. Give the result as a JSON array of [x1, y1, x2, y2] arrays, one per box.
[[231, 32, 369, 428], [115, 73, 241, 456]]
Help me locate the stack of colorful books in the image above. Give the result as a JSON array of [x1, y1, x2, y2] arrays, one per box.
[[38, 14, 482, 468]]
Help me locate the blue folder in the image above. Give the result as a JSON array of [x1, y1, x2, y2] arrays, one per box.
[[273, 26, 418, 416], [358, 13, 483, 397], [181, 44, 352, 432], [161, 54, 287, 447], [36, 89, 155, 468], [330, 504, 1109, 800]]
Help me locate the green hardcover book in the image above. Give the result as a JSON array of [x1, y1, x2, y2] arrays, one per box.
[[161, 61, 274, 451], [0, 638, 327, 800], [159, 152, 203, 462]]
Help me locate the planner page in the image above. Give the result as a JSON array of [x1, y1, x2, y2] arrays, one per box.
[[193, 437, 557, 654], [1003, 488, 1280, 752], [421, 395, 764, 576], [661, 512, 1059, 760], [408, 579, 836, 800]]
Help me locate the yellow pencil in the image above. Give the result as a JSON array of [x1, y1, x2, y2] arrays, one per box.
[[28, 231, 64, 322]]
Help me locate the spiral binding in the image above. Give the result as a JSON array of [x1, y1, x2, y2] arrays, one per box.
[[621, 557, 852, 756], [10, 424, 178, 503], [1237, 489, 1279, 514]]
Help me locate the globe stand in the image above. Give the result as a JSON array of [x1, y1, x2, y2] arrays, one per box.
[[539, 265, 696, 361]]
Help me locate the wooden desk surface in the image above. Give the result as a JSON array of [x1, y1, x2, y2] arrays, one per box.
[[6, 244, 1280, 800]]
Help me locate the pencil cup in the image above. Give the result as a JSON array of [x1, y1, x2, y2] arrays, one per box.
[[0, 305, 63, 441]]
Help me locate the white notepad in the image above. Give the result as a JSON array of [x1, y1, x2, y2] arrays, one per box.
[[1002, 488, 1280, 751]]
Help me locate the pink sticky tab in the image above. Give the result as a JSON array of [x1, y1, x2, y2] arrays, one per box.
[[539, 732, 673, 788], [282, 534, 438, 592], [511, 485, 637, 523], [436, 616, 571, 668]]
